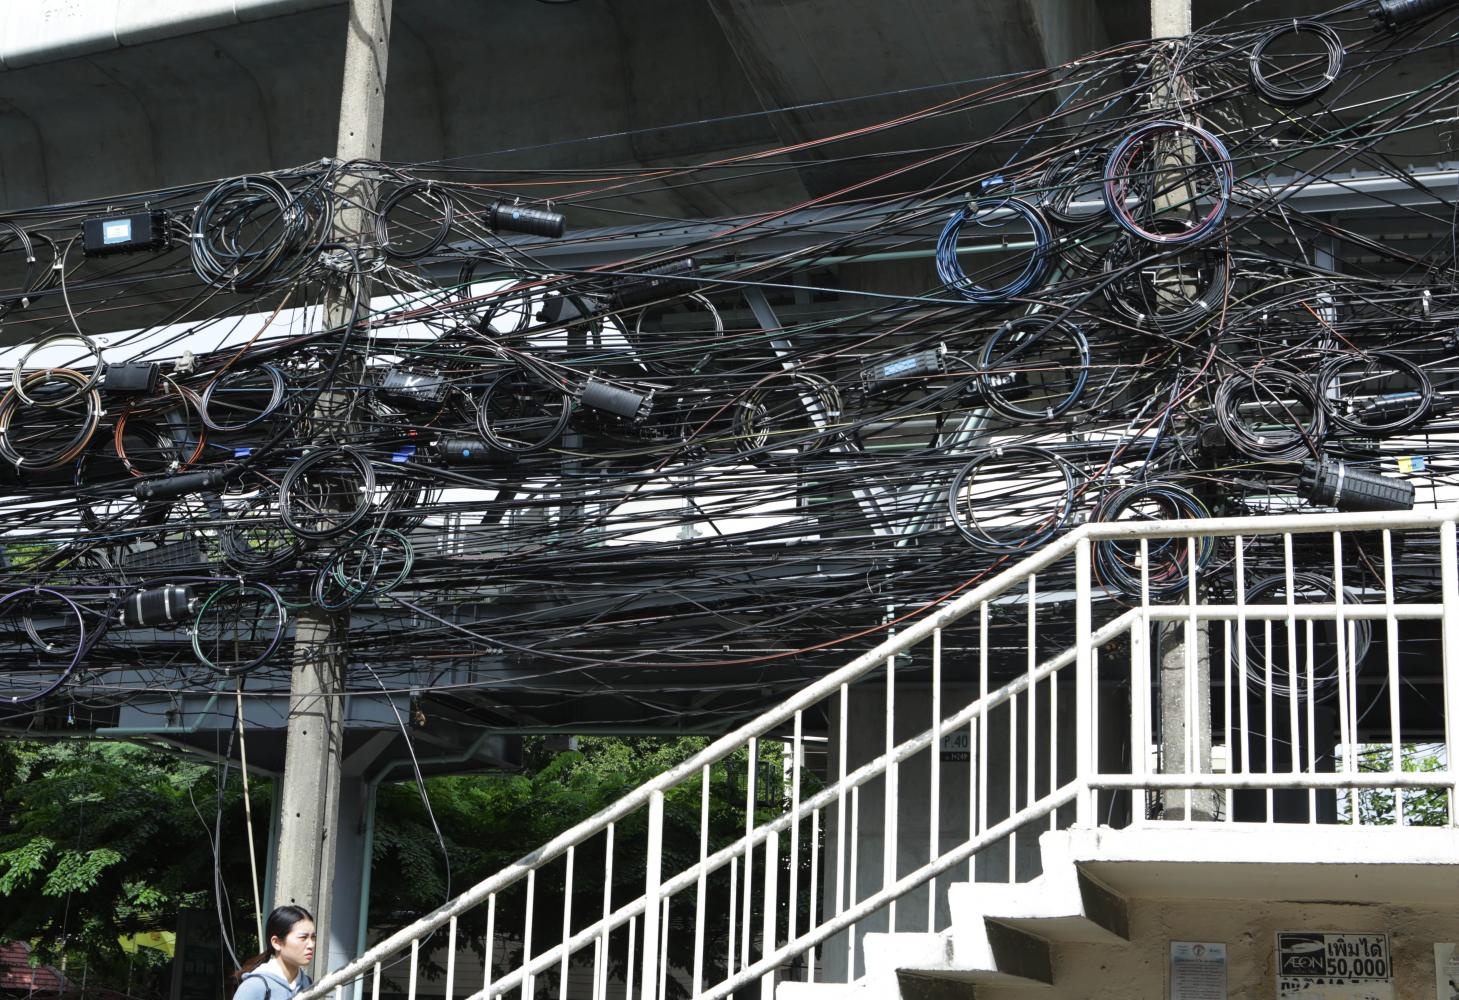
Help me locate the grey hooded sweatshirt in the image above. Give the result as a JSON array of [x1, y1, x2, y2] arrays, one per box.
[[234, 963, 313, 1000]]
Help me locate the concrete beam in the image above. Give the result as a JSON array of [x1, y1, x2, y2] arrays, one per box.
[[0, 0, 342, 70]]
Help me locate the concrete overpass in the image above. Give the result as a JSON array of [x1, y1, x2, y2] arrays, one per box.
[[0, 0, 1334, 218]]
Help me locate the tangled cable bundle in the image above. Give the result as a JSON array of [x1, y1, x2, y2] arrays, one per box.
[[5, 1, 1459, 720]]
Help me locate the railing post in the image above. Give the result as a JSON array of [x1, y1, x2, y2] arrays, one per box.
[[1441, 519, 1459, 825], [641, 791, 665, 1000], [761, 829, 780, 1000], [1075, 534, 1094, 825]]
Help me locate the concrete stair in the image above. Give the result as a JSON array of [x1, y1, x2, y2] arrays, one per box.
[[776, 833, 1129, 1000]]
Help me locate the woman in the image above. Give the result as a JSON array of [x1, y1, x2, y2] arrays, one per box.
[[234, 905, 316, 1000]]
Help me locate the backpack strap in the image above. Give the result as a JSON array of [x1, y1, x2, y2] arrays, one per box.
[[239, 972, 273, 1000]]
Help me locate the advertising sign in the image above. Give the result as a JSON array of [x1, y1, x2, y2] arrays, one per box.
[[1276, 932, 1392, 1000]]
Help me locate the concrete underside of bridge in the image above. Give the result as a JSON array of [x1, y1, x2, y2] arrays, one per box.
[[0, 0, 1362, 217], [7, 2, 1459, 986]]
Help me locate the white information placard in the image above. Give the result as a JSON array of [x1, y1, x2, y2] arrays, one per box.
[[1436, 943, 1459, 1000], [1277, 932, 1392, 1000], [939, 729, 970, 762], [1171, 941, 1227, 1000]]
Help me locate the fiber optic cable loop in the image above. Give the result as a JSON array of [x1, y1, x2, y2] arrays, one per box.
[[1101, 231, 1232, 333], [197, 364, 288, 433], [279, 444, 378, 540], [1103, 120, 1233, 245], [1249, 20, 1344, 104], [1316, 351, 1433, 436], [0, 368, 102, 470], [977, 315, 1091, 421], [221, 492, 302, 574], [375, 180, 455, 260], [10, 332, 105, 408], [629, 292, 725, 376], [935, 196, 1053, 303], [313, 526, 414, 610], [946, 444, 1077, 553], [190, 174, 328, 291], [373, 467, 441, 533], [475, 365, 573, 455], [732, 371, 844, 466], [1239, 572, 1370, 702], [466, 268, 540, 334], [0, 587, 87, 705], [1036, 145, 1109, 226], [1091, 481, 1214, 600], [113, 376, 209, 477], [1213, 367, 1326, 461], [191, 580, 288, 677]]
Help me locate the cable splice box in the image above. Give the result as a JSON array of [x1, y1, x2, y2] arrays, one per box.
[[82, 211, 171, 256]]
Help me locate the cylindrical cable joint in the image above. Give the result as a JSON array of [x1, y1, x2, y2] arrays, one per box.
[[101, 362, 161, 395], [611, 259, 699, 309], [581, 380, 652, 421], [1357, 391, 1426, 425], [1369, 0, 1458, 29], [862, 346, 945, 390], [1298, 460, 1414, 512], [486, 201, 566, 238], [439, 436, 499, 465], [961, 368, 1027, 404], [121, 585, 194, 627], [133, 468, 227, 501]]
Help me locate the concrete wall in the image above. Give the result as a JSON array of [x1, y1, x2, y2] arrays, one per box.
[[982, 897, 1459, 1000]]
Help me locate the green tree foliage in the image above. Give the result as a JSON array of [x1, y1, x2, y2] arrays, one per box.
[[1343, 743, 1450, 827], [370, 737, 813, 999], [0, 736, 813, 1000], [0, 740, 268, 995]]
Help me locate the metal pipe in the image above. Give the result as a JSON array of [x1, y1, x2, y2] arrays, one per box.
[[1441, 520, 1459, 823], [1092, 772, 1453, 790], [1075, 537, 1093, 826], [97, 692, 221, 736]]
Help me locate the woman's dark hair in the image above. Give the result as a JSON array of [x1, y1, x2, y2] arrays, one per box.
[[234, 905, 315, 980]]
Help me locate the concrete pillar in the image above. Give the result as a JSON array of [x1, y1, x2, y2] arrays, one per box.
[[1158, 624, 1218, 820], [325, 778, 376, 977], [1151, 0, 1191, 38], [273, 644, 348, 958], [274, 0, 392, 974]]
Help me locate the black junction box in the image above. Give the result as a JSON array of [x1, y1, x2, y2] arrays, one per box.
[[82, 211, 170, 256]]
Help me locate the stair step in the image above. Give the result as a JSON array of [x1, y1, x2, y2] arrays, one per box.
[[867, 926, 1053, 995], [777, 980, 862, 1000], [948, 834, 1130, 948]]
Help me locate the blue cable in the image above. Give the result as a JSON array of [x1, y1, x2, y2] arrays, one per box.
[[936, 196, 1053, 302]]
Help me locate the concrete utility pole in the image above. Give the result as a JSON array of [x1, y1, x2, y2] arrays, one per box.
[[272, 0, 393, 974], [1152, 0, 1191, 38], [1145, 0, 1217, 821]]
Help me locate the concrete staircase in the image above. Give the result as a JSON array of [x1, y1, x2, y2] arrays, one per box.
[[778, 822, 1459, 1000], [778, 833, 1130, 1000]]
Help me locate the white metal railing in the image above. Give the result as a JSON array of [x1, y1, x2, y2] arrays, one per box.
[[300, 508, 1459, 1000]]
